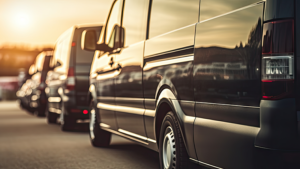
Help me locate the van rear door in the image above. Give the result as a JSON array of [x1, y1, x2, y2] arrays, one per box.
[[193, 1, 263, 169], [73, 27, 102, 106]]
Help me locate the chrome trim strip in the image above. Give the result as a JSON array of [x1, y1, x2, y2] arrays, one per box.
[[144, 109, 156, 117], [48, 97, 61, 103], [189, 158, 223, 169], [96, 70, 119, 81], [147, 138, 156, 143], [118, 129, 148, 141], [117, 128, 157, 143], [49, 107, 61, 114], [115, 97, 144, 101], [98, 97, 151, 102], [144, 55, 194, 70], [101, 127, 148, 145], [144, 98, 156, 102], [144, 46, 194, 60], [97, 103, 145, 115], [190, 158, 198, 163], [99, 123, 110, 128], [97, 96, 114, 100], [196, 102, 260, 109]]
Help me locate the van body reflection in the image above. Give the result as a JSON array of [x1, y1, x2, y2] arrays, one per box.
[[84, 0, 300, 169]]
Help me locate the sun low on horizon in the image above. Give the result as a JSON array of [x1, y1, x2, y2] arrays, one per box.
[[0, 0, 113, 47], [13, 12, 31, 29]]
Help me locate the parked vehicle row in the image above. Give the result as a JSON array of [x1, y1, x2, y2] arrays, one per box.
[[17, 51, 52, 116], [17, 0, 300, 168], [46, 24, 102, 130]]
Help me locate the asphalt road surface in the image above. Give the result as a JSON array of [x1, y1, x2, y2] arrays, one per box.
[[0, 101, 160, 169]]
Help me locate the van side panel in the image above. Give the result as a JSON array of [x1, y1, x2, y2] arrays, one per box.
[[193, 2, 264, 169], [143, 25, 196, 157], [143, 26, 195, 101], [199, 0, 260, 21], [48, 27, 74, 113]]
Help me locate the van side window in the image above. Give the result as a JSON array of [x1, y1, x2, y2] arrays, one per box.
[[105, 0, 122, 47], [53, 42, 62, 68], [54, 27, 73, 72], [149, 0, 199, 38], [122, 0, 149, 46], [200, 0, 258, 21]]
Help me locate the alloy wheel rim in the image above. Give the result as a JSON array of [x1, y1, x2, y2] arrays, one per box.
[[162, 126, 176, 169], [89, 108, 96, 140]]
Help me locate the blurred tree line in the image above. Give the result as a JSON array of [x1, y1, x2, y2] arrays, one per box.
[[0, 43, 53, 77]]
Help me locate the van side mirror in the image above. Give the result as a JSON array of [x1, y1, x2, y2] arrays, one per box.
[[49, 66, 54, 71], [97, 43, 114, 52], [55, 61, 62, 68], [120, 27, 125, 48], [82, 30, 113, 52], [28, 64, 36, 76], [82, 30, 97, 51]]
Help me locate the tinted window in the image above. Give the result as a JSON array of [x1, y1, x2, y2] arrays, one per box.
[[35, 53, 51, 72], [76, 27, 101, 64], [105, 0, 122, 46], [200, 0, 259, 21], [264, 0, 294, 21], [43, 56, 51, 71], [53, 27, 73, 72], [122, 0, 149, 46], [35, 52, 45, 72], [194, 4, 263, 106], [149, 0, 199, 38]]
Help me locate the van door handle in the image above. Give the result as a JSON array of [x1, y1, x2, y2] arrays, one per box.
[[109, 57, 114, 67], [116, 64, 122, 71]]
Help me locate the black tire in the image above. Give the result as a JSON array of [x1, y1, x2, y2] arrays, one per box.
[[47, 106, 57, 124], [61, 115, 75, 131], [89, 100, 111, 147], [28, 107, 36, 114], [19, 100, 25, 109], [35, 105, 46, 117], [159, 112, 192, 169]]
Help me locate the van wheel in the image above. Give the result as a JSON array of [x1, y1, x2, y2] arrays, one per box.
[[35, 105, 46, 117], [61, 115, 74, 131], [159, 112, 190, 169], [89, 101, 111, 147], [47, 106, 57, 124]]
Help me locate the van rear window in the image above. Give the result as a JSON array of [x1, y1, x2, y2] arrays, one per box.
[[75, 28, 101, 64]]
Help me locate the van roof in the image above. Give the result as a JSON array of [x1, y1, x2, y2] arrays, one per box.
[[75, 23, 103, 29]]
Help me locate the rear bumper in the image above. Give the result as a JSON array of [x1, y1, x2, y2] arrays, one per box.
[[255, 98, 300, 151], [63, 94, 89, 119], [48, 91, 90, 119], [254, 148, 300, 169], [29, 90, 47, 109]]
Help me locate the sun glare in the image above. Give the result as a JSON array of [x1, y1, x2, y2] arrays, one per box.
[[14, 13, 30, 28]]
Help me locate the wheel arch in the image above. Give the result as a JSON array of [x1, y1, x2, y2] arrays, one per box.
[[88, 84, 97, 105], [154, 88, 188, 151]]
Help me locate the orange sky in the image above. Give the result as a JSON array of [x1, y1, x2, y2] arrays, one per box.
[[0, 0, 113, 47]]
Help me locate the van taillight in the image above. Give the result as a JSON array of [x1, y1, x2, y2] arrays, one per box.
[[262, 20, 294, 100], [66, 67, 75, 90], [38, 75, 46, 90]]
